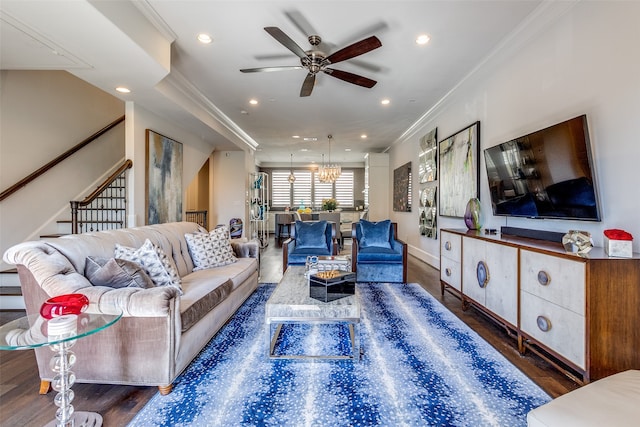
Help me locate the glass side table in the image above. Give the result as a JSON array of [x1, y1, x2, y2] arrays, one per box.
[[0, 310, 122, 427]]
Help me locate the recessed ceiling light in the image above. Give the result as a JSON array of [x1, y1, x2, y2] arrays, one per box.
[[345, 148, 352, 152], [197, 33, 212, 44], [292, 135, 300, 139], [381, 99, 390, 105], [240, 110, 248, 115], [416, 34, 431, 45], [249, 99, 258, 105], [303, 137, 317, 141], [115, 86, 130, 93], [361, 134, 367, 139], [300, 148, 308, 152]]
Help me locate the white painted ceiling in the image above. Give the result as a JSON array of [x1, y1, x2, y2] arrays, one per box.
[[0, 0, 541, 166]]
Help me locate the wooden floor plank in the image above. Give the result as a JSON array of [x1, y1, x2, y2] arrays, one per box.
[[0, 235, 576, 425]]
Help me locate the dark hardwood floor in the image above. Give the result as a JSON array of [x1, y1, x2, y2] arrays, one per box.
[[0, 236, 577, 426]]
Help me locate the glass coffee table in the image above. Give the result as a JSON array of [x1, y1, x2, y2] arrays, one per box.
[[265, 265, 361, 361], [0, 310, 122, 427]]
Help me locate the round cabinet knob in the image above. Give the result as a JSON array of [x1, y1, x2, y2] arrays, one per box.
[[444, 241, 452, 251], [476, 261, 489, 288], [536, 315, 552, 332], [445, 268, 452, 277], [537, 270, 550, 286]]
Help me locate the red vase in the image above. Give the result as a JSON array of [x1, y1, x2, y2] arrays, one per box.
[[40, 294, 89, 319]]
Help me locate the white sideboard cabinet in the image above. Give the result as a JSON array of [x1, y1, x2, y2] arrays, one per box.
[[440, 228, 640, 383]]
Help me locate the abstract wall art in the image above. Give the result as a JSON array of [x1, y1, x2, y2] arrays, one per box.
[[146, 129, 183, 225], [438, 121, 480, 217]]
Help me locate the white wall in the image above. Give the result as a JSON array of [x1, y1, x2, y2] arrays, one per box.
[[0, 70, 124, 270], [124, 102, 214, 226], [211, 151, 248, 234], [389, 1, 640, 267]]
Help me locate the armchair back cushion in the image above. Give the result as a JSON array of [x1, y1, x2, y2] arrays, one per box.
[[295, 220, 329, 249], [358, 219, 392, 249]]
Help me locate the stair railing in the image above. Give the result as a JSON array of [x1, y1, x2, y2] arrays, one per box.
[[70, 160, 132, 234], [186, 210, 208, 229], [0, 115, 125, 202]]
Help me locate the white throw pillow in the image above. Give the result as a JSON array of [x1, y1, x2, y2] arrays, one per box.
[[114, 239, 182, 294], [185, 226, 237, 271]]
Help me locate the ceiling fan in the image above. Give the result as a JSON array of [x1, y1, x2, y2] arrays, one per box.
[[240, 27, 382, 97]]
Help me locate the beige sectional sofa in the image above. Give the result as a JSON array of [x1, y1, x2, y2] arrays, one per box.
[[3, 222, 259, 395]]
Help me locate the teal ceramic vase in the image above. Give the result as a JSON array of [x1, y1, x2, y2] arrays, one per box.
[[464, 198, 483, 230]]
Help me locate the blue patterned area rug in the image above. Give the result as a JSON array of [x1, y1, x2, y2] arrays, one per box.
[[128, 283, 550, 426]]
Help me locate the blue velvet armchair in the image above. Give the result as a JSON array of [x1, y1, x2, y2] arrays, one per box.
[[351, 220, 407, 283], [282, 220, 338, 273]]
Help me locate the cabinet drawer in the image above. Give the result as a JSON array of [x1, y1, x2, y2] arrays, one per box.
[[440, 257, 461, 291], [520, 250, 585, 315], [521, 291, 585, 369], [440, 231, 461, 263]]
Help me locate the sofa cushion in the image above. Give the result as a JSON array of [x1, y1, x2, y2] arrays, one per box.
[[179, 276, 234, 333], [184, 226, 237, 270], [359, 219, 392, 249], [295, 220, 328, 249], [84, 256, 155, 289], [114, 239, 182, 294]]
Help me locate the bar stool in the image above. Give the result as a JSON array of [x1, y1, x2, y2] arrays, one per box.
[[276, 213, 293, 247]]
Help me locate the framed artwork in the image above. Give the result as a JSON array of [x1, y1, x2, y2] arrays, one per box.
[[419, 186, 437, 238], [146, 129, 183, 225], [438, 121, 480, 217], [419, 128, 438, 183], [393, 162, 412, 212]]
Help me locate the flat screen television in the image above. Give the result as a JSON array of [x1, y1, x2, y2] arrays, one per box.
[[484, 115, 601, 221]]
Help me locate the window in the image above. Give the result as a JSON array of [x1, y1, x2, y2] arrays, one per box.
[[271, 171, 291, 207], [268, 169, 355, 209], [292, 171, 312, 208], [334, 171, 354, 208], [313, 176, 333, 208]]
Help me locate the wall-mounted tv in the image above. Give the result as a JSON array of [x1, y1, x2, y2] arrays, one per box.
[[484, 115, 601, 221]]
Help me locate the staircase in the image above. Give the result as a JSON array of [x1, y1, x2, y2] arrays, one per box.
[[0, 116, 129, 316]]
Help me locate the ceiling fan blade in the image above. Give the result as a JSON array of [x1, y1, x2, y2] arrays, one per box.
[[300, 73, 316, 97], [324, 68, 377, 88], [337, 21, 389, 48], [240, 66, 303, 73], [324, 36, 382, 65], [284, 10, 317, 38], [264, 27, 308, 59]]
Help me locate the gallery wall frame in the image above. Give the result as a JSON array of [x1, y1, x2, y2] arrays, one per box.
[[419, 186, 437, 238], [419, 128, 438, 183], [438, 121, 480, 218], [146, 129, 183, 225], [393, 161, 412, 212]]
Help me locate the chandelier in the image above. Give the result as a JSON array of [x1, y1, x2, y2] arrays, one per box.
[[288, 153, 296, 183], [318, 134, 341, 183]]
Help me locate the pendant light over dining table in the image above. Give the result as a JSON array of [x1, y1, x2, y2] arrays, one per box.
[[288, 153, 296, 183], [318, 134, 341, 183]]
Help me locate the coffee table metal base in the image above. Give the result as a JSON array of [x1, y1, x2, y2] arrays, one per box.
[[267, 320, 360, 361]]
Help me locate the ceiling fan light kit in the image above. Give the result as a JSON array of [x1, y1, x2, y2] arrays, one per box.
[[240, 26, 382, 97]]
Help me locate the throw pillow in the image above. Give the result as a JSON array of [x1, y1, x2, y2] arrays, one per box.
[[184, 226, 237, 271], [114, 239, 182, 294], [84, 256, 155, 289], [359, 219, 392, 249], [295, 220, 328, 249]]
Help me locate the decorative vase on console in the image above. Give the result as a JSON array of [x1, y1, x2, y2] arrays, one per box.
[[464, 197, 483, 230]]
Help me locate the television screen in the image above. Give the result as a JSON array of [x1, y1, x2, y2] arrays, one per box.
[[484, 115, 601, 221]]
